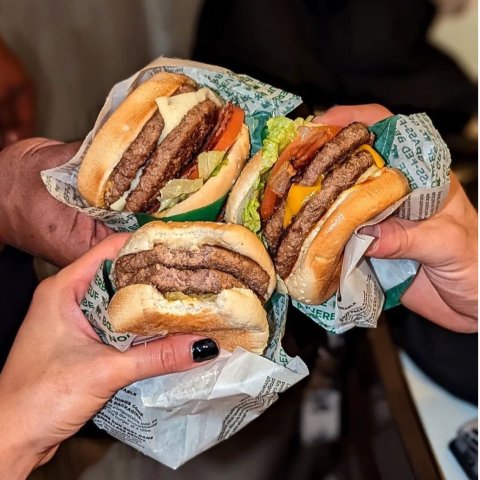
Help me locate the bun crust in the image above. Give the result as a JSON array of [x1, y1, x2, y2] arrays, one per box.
[[285, 168, 410, 304], [78, 72, 197, 207], [225, 151, 263, 224], [113, 221, 276, 299], [108, 285, 269, 354], [155, 124, 250, 218]]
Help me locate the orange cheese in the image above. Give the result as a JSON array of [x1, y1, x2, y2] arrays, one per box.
[[356, 144, 385, 168], [283, 182, 321, 229]]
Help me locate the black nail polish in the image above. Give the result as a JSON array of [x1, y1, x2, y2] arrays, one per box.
[[192, 339, 219, 362]]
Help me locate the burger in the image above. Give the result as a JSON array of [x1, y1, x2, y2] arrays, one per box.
[[225, 117, 410, 304], [78, 72, 250, 217], [108, 221, 276, 354]]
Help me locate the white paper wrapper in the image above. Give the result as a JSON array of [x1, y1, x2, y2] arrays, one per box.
[[292, 113, 451, 333], [81, 263, 308, 469], [40, 57, 302, 230]]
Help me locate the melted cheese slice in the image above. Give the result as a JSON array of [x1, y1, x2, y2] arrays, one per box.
[[155, 87, 222, 143], [356, 144, 385, 168]]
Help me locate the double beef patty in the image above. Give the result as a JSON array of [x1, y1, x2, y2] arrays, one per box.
[[263, 122, 372, 253], [104, 82, 198, 208], [125, 99, 218, 212], [274, 149, 374, 278], [114, 244, 270, 299]]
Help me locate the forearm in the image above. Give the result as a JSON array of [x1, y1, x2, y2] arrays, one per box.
[[0, 394, 41, 480]]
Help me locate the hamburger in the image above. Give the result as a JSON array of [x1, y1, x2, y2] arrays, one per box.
[[108, 221, 276, 354], [225, 117, 410, 304], [78, 72, 250, 217]]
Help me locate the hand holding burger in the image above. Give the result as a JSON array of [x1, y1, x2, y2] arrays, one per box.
[[318, 104, 478, 333], [226, 110, 410, 304], [0, 234, 220, 478]]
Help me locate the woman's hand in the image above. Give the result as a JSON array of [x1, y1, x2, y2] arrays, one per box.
[[315, 104, 478, 333], [0, 234, 219, 478]]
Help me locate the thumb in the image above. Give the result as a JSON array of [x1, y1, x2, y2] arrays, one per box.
[[361, 216, 448, 265], [111, 335, 219, 389]]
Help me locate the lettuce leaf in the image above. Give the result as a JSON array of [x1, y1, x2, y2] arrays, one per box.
[[159, 178, 204, 199], [210, 156, 229, 177], [157, 178, 203, 212], [242, 176, 266, 234], [198, 151, 226, 180], [260, 116, 308, 172]]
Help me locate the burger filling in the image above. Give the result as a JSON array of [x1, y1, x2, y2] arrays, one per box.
[[105, 79, 245, 214], [114, 244, 270, 300], [241, 118, 385, 279]]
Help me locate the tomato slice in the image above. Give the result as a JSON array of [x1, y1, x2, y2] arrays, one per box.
[[259, 124, 341, 221], [185, 163, 199, 180], [214, 106, 245, 151], [184, 106, 245, 180]]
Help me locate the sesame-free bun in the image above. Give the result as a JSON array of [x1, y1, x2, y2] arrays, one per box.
[[108, 285, 269, 354], [108, 221, 276, 354], [78, 72, 197, 208], [285, 168, 410, 304]]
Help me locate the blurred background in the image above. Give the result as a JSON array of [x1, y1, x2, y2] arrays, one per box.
[[0, 0, 477, 479]]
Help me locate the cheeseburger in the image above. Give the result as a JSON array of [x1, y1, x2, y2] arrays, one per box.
[[108, 222, 276, 354], [78, 72, 249, 217], [226, 117, 410, 304]]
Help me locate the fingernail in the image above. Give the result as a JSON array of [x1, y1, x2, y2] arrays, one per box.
[[192, 339, 219, 363], [359, 224, 380, 238]]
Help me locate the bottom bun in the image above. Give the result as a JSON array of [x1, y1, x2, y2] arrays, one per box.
[[285, 168, 410, 304], [108, 284, 269, 354]]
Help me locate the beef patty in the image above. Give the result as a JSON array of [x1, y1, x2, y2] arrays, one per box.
[[263, 122, 372, 252], [125, 99, 218, 212], [274, 149, 374, 278], [114, 244, 270, 299], [104, 82, 198, 207]]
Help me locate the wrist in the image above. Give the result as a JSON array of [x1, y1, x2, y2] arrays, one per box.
[[0, 392, 44, 479]]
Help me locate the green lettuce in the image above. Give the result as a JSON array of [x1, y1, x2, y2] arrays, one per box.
[[157, 178, 203, 212], [210, 156, 229, 178], [198, 151, 226, 180], [260, 116, 308, 172], [242, 176, 266, 234]]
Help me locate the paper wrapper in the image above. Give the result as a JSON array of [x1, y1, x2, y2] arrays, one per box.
[[292, 113, 451, 333], [81, 262, 308, 469], [40, 57, 301, 230]]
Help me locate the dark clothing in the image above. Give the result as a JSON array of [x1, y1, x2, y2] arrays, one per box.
[[193, 0, 477, 135]]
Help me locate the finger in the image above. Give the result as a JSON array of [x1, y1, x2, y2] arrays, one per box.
[[360, 216, 464, 266], [313, 104, 393, 127], [56, 233, 130, 301], [111, 335, 220, 388], [0, 137, 62, 160]]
